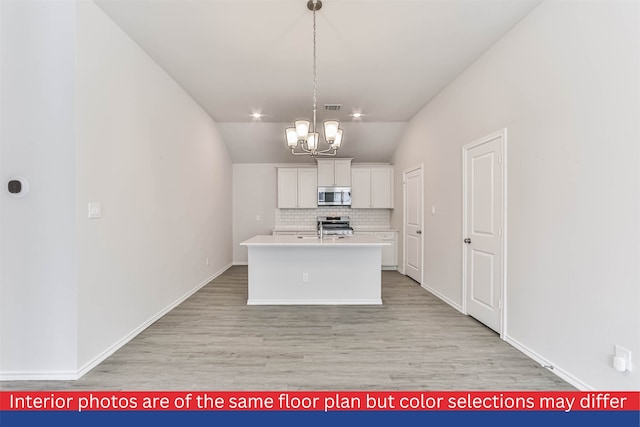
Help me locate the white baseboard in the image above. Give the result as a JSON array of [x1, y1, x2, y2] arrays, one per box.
[[0, 263, 233, 382], [247, 298, 382, 305], [232, 261, 248, 266], [0, 370, 79, 381], [421, 282, 464, 313], [504, 334, 592, 391]]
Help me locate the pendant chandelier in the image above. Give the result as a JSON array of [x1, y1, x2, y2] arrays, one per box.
[[286, 0, 343, 157]]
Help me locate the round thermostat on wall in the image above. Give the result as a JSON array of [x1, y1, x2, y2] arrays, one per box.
[[7, 176, 30, 198]]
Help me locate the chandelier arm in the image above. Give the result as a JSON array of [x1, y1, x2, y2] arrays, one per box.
[[291, 149, 314, 156], [291, 149, 337, 157], [315, 145, 335, 153], [312, 150, 338, 157]]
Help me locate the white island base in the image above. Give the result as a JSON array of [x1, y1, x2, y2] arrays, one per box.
[[241, 235, 387, 305]]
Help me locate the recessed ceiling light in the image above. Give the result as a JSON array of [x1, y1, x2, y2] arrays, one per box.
[[251, 113, 263, 119], [351, 112, 362, 119]]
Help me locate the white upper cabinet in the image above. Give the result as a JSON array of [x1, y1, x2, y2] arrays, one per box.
[[277, 168, 298, 208], [317, 161, 334, 186], [334, 160, 352, 186], [351, 165, 394, 209], [316, 159, 352, 187], [297, 168, 318, 208], [371, 167, 393, 209], [350, 168, 371, 209], [277, 168, 318, 209]]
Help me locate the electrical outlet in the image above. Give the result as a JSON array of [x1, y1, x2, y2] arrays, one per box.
[[205, 257, 209, 267], [88, 202, 101, 219], [302, 273, 309, 283], [614, 345, 632, 372]]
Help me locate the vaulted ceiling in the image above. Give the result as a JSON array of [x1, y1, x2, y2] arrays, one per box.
[[95, 0, 541, 163]]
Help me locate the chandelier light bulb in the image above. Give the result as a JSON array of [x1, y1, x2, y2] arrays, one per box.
[[286, 128, 298, 148], [307, 132, 319, 150], [295, 120, 310, 140], [332, 129, 343, 148], [324, 120, 339, 142]]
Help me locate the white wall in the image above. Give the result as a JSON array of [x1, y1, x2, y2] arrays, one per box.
[[232, 164, 279, 263], [0, 0, 78, 377], [391, 1, 639, 390], [0, 1, 233, 378], [75, 1, 232, 370]]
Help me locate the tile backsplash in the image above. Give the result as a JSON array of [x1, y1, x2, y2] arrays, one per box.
[[275, 207, 391, 230]]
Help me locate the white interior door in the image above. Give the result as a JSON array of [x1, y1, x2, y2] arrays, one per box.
[[404, 166, 423, 283], [463, 130, 505, 333]]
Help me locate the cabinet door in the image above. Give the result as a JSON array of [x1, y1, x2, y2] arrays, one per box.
[[297, 168, 318, 208], [277, 168, 298, 208], [376, 232, 397, 267], [317, 161, 334, 186], [351, 168, 371, 208], [334, 160, 352, 186], [371, 167, 393, 208]]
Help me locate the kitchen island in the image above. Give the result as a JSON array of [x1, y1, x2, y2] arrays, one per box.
[[240, 235, 389, 305]]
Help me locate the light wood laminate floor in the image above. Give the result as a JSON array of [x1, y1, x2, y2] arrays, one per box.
[[2, 266, 572, 390]]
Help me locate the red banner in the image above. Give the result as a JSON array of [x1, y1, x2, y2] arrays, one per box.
[[1, 391, 638, 412]]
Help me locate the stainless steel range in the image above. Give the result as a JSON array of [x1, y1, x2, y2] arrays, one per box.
[[317, 216, 354, 236]]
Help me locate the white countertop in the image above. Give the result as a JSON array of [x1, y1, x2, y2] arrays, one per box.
[[354, 229, 399, 233], [272, 228, 398, 233], [241, 235, 390, 247], [271, 228, 317, 232]]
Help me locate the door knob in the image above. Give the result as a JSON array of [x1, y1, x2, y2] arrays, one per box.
[[464, 238, 471, 244], [416, 230, 422, 234]]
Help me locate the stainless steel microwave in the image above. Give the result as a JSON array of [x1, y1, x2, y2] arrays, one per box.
[[318, 187, 351, 206]]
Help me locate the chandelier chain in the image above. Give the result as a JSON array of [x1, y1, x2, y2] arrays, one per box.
[[286, 0, 339, 157], [312, 4, 317, 134]]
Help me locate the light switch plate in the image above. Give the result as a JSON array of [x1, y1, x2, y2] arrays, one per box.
[[88, 202, 101, 219]]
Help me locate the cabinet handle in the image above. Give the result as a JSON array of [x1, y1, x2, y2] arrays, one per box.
[[416, 230, 422, 235], [464, 238, 471, 244]]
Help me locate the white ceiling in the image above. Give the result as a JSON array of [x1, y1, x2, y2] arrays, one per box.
[[95, 0, 541, 163]]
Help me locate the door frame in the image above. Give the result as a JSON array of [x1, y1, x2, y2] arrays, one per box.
[[402, 163, 424, 284], [461, 129, 508, 338]]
